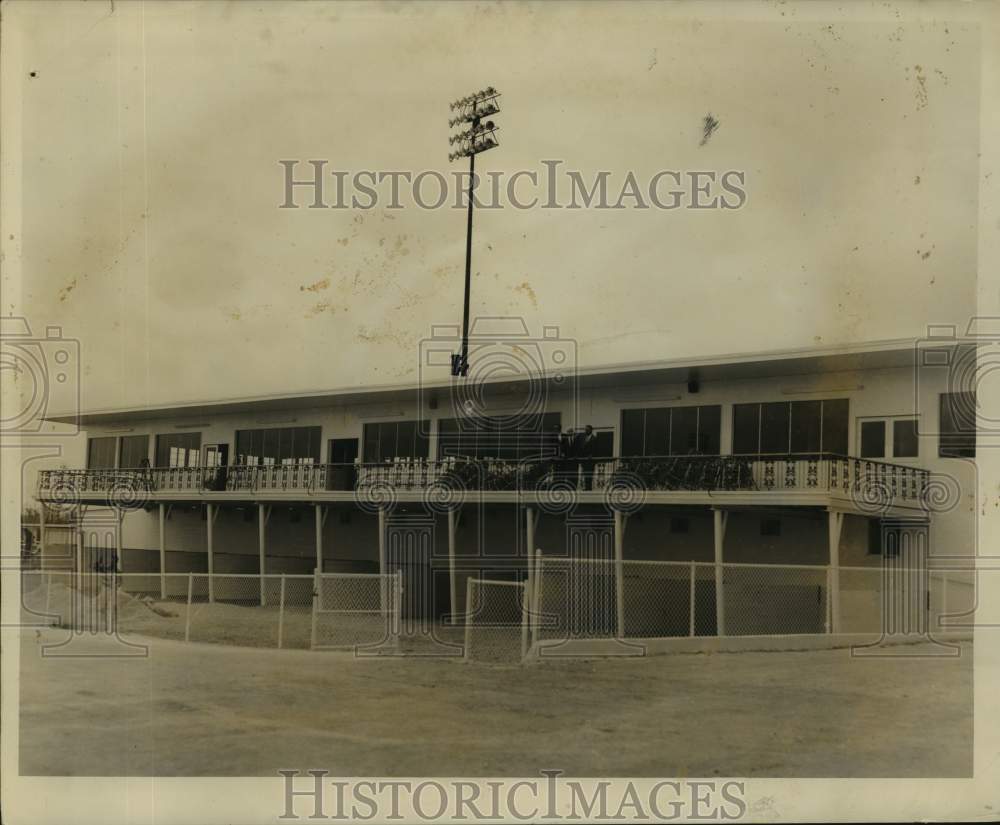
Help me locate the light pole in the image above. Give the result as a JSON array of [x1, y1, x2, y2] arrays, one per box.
[[448, 87, 501, 378]]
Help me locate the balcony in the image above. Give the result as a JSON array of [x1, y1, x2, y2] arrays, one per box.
[[38, 453, 930, 514]]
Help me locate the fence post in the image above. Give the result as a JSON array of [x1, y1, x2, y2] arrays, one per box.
[[520, 580, 529, 661], [532, 552, 542, 643], [394, 571, 402, 653], [940, 572, 949, 630], [463, 577, 475, 661], [825, 566, 832, 634], [309, 568, 319, 651], [45, 571, 52, 617], [184, 573, 193, 642], [277, 574, 286, 649], [689, 561, 696, 637]]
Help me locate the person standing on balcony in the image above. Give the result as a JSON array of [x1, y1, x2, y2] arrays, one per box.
[[575, 425, 598, 490]]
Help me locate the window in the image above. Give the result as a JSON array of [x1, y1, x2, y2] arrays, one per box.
[[119, 435, 150, 468], [364, 421, 430, 462], [234, 426, 321, 465], [939, 391, 976, 458], [155, 433, 202, 467], [858, 417, 919, 459], [86, 437, 117, 469], [760, 518, 782, 537], [893, 419, 919, 458], [619, 405, 721, 456], [670, 517, 690, 534], [732, 399, 848, 455], [860, 421, 886, 458], [436, 413, 560, 460]]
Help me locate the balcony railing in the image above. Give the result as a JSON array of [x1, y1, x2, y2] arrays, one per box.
[[38, 453, 930, 508]]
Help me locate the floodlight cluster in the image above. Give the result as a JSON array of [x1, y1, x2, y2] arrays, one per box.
[[447, 88, 501, 162]]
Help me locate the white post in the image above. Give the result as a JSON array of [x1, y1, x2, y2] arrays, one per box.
[[309, 567, 319, 651], [828, 511, 844, 634], [158, 503, 166, 600], [689, 561, 696, 637], [825, 566, 832, 634], [314, 504, 324, 575], [206, 503, 215, 603], [447, 508, 458, 623], [184, 572, 193, 642], [613, 510, 626, 639], [258, 504, 266, 606], [277, 573, 286, 649], [713, 509, 727, 637]]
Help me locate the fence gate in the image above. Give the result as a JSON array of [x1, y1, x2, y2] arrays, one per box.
[[564, 514, 616, 637], [386, 515, 436, 632], [310, 572, 401, 651]]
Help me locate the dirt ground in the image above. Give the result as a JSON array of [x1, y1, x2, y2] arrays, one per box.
[[18, 627, 973, 777]]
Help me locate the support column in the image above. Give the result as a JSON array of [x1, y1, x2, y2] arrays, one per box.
[[447, 508, 458, 622], [525, 506, 536, 613], [158, 503, 166, 599], [206, 503, 215, 603], [828, 510, 844, 634], [115, 510, 124, 575], [378, 506, 388, 614], [613, 510, 626, 639], [713, 509, 728, 636], [38, 503, 46, 564], [314, 504, 324, 575], [258, 504, 269, 606]]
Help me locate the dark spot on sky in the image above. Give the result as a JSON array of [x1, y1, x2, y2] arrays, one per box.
[[700, 113, 719, 147], [29, 71, 37, 78]]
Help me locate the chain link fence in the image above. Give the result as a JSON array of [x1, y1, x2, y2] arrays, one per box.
[[463, 578, 529, 664], [311, 572, 401, 652], [18, 570, 398, 652]]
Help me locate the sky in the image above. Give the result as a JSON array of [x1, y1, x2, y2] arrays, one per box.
[[5, 0, 983, 415]]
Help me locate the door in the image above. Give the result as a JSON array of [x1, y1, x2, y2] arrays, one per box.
[[204, 444, 229, 490], [327, 438, 359, 490]]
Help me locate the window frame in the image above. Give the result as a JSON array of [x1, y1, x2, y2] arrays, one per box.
[[617, 404, 722, 457], [855, 415, 920, 460], [731, 398, 849, 456]]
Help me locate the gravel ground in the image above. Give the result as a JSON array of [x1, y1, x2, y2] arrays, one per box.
[[18, 627, 973, 777]]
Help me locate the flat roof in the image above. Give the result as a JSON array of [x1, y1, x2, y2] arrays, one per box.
[[46, 337, 931, 426]]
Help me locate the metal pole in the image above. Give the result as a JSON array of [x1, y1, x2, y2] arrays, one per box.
[[525, 507, 536, 641], [689, 561, 696, 637], [38, 503, 46, 564], [378, 506, 388, 613], [459, 148, 476, 376], [309, 567, 319, 651], [940, 571, 949, 629]]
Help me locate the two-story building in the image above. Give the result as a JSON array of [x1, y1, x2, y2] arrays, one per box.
[[35, 325, 977, 643]]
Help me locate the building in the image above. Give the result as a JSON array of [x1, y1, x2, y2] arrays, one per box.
[[35, 324, 977, 643]]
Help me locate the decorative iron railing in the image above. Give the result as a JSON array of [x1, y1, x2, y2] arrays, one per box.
[[38, 453, 929, 508]]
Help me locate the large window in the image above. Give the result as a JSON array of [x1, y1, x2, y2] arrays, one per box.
[[363, 421, 429, 462], [939, 391, 976, 458], [732, 399, 848, 455], [859, 418, 919, 459], [155, 432, 203, 467], [619, 405, 721, 456], [436, 413, 561, 460], [86, 437, 117, 469], [235, 426, 321, 465], [119, 435, 150, 468]]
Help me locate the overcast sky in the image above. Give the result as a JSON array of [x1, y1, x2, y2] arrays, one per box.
[[8, 1, 982, 414]]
